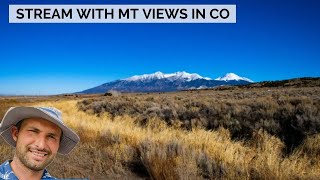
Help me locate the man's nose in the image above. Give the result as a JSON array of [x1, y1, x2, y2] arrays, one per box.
[[34, 136, 46, 149]]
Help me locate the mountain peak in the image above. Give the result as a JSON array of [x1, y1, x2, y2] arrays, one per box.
[[215, 73, 253, 82]]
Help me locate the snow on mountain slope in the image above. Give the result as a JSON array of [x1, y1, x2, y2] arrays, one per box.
[[125, 71, 165, 81], [215, 73, 253, 82], [124, 71, 212, 82]]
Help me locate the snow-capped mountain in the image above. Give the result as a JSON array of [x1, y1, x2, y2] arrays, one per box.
[[124, 71, 211, 82], [79, 71, 253, 94], [215, 73, 253, 83]]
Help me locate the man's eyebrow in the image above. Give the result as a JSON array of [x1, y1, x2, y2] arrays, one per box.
[[48, 132, 59, 137], [26, 127, 41, 132]]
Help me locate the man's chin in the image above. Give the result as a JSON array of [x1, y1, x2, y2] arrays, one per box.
[[25, 154, 53, 171], [26, 161, 48, 171]]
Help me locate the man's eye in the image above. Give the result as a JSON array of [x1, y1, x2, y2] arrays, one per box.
[[49, 136, 56, 140]]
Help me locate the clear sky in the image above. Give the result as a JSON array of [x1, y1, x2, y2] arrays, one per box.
[[0, 0, 319, 95]]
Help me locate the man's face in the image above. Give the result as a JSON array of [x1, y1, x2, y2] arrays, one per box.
[[11, 118, 62, 171]]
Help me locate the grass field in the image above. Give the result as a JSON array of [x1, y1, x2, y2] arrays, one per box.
[[0, 86, 319, 179]]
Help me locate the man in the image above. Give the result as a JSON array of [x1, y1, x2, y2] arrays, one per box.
[[0, 107, 80, 180]]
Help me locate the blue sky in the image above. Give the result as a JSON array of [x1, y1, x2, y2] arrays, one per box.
[[0, 0, 319, 95]]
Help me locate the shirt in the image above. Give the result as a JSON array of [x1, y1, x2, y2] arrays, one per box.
[[0, 160, 56, 180]]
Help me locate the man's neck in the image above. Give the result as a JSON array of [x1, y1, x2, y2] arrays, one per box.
[[10, 156, 44, 180]]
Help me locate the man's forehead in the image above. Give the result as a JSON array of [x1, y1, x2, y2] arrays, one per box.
[[21, 118, 62, 133]]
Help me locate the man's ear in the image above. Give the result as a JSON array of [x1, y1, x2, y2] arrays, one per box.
[[11, 126, 19, 142]]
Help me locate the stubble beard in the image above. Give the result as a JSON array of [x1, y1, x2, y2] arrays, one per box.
[[15, 144, 55, 171]]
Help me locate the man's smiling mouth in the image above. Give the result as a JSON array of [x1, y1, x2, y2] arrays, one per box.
[[30, 149, 48, 157]]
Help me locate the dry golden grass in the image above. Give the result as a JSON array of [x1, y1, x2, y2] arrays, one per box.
[[1, 90, 320, 179], [78, 87, 320, 154]]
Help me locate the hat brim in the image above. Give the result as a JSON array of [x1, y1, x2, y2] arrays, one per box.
[[0, 107, 79, 155]]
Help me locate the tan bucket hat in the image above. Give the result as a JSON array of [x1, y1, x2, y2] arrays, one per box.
[[0, 107, 80, 155]]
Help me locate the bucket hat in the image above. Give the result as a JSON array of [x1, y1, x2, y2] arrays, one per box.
[[0, 107, 80, 155]]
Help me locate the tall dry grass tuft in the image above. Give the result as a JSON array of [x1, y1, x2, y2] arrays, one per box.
[[138, 138, 198, 180]]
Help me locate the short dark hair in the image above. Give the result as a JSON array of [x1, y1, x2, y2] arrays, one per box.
[[15, 119, 24, 131]]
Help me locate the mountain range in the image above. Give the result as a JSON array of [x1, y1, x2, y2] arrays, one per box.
[[78, 71, 253, 94]]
